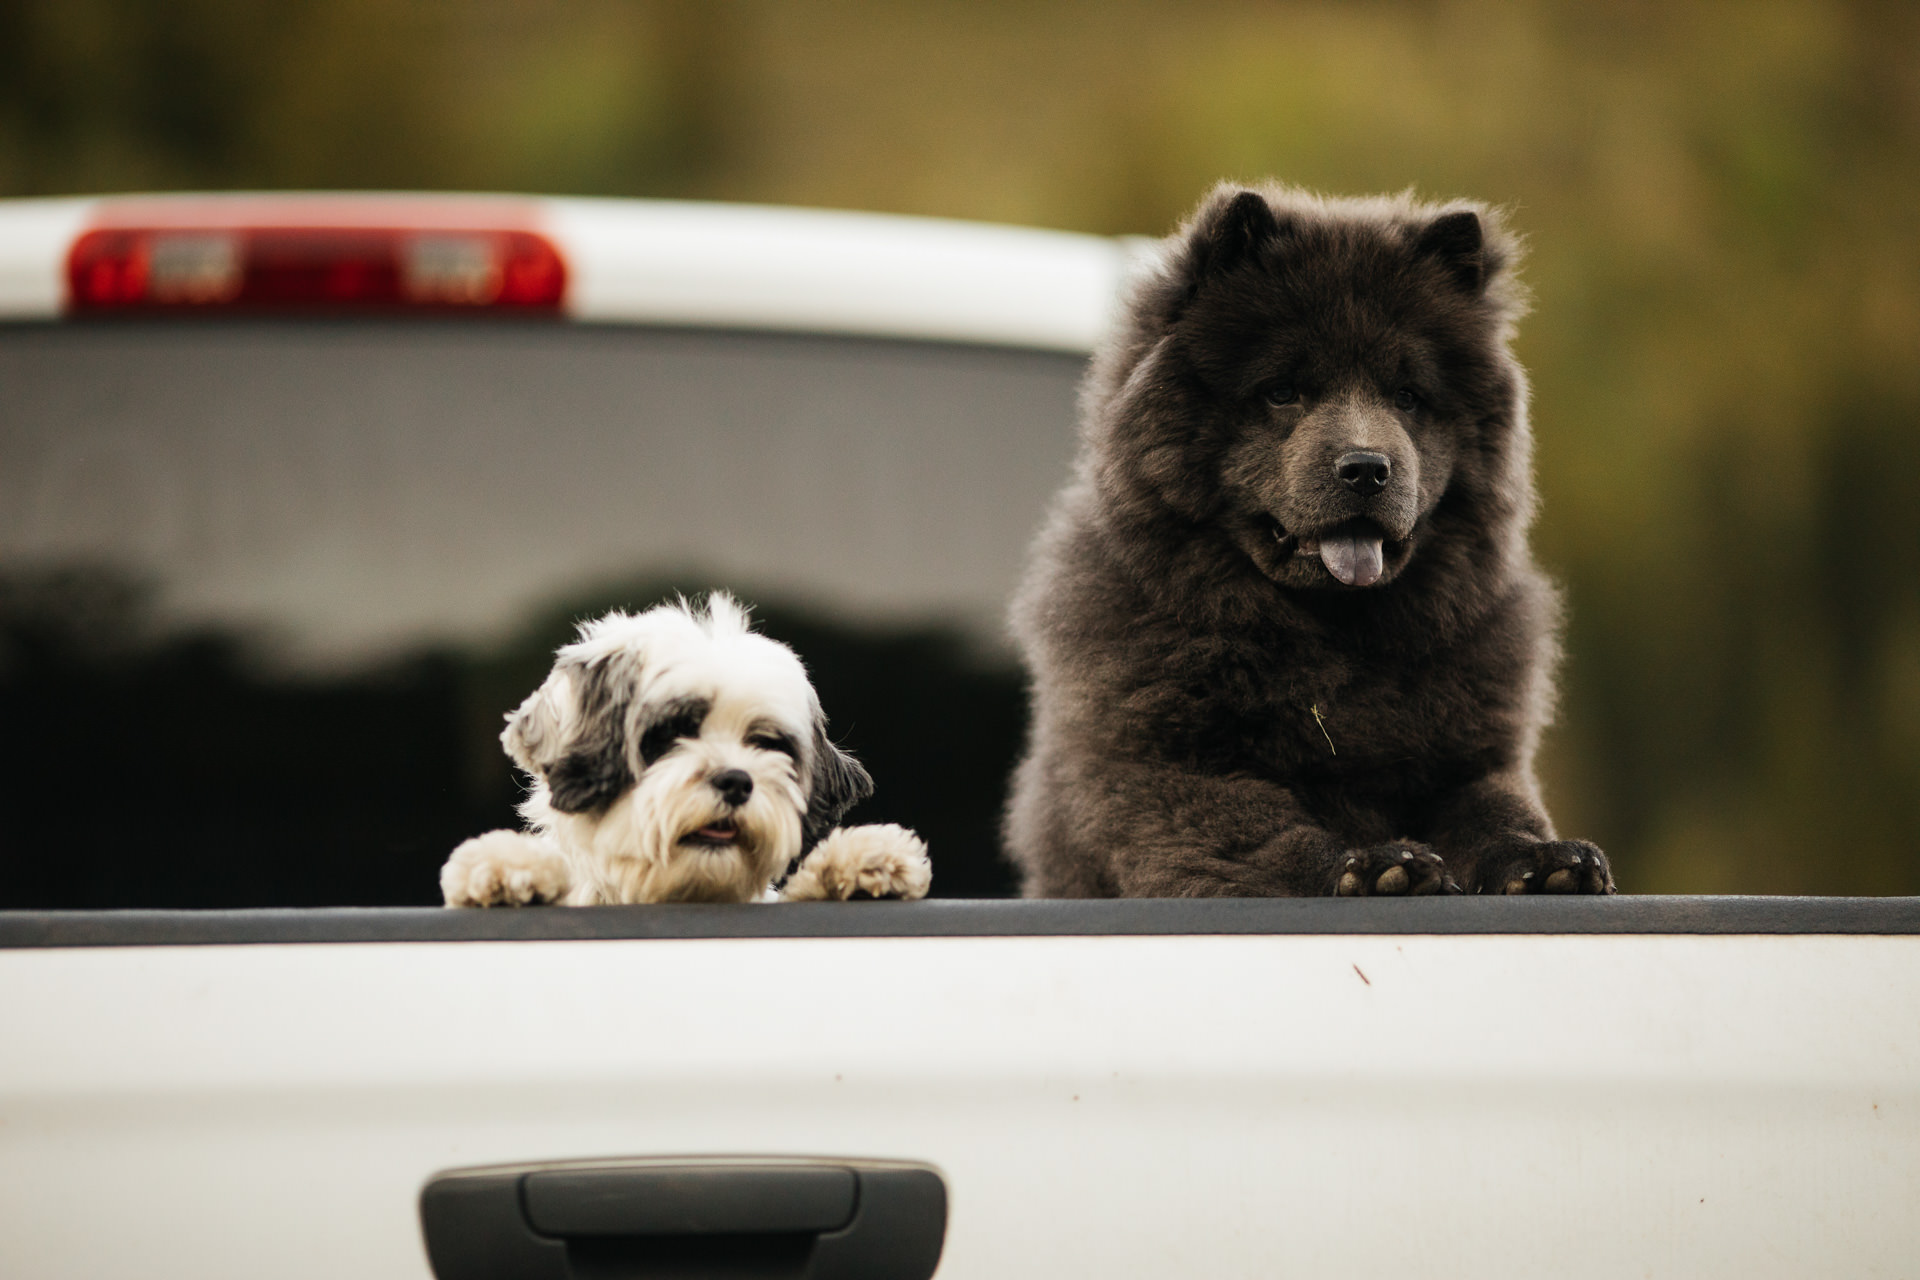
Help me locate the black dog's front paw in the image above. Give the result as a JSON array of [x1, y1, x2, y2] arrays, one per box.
[[1483, 839, 1613, 895], [1333, 844, 1459, 897]]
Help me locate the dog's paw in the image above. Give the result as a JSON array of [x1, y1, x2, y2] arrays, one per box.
[[441, 830, 570, 907], [1483, 839, 1613, 895], [1333, 844, 1458, 897], [780, 824, 932, 902]]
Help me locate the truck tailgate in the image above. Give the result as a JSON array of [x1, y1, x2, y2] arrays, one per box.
[[2, 899, 1917, 1279]]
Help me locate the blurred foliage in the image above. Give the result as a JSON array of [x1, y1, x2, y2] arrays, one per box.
[[3, 0, 1917, 892]]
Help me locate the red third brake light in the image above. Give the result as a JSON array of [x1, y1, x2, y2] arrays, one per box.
[[67, 199, 567, 314]]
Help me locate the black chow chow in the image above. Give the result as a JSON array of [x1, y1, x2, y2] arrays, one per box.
[[1006, 183, 1613, 898]]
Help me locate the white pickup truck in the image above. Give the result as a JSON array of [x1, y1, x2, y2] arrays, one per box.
[[2, 196, 1916, 1280]]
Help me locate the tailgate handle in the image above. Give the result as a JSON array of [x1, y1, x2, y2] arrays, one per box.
[[420, 1160, 947, 1280]]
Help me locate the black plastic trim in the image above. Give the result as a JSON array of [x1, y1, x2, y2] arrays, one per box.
[[522, 1166, 857, 1237], [420, 1158, 946, 1280], [3, 896, 1918, 948]]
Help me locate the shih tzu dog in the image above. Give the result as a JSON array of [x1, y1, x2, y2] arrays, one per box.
[[441, 594, 931, 906]]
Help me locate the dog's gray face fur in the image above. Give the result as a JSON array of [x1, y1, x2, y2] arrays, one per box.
[[1006, 184, 1612, 900], [503, 596, 872, 903]]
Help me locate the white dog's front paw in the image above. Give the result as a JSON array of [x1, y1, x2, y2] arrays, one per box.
[[780, 824, 931, 901], [441, 830, 570, 907]]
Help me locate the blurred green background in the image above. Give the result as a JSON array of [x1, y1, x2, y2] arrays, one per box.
[[3, 0, 1916, 894]]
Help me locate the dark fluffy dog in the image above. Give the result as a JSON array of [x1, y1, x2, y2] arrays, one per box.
[[1006, 183, 1613, 898]]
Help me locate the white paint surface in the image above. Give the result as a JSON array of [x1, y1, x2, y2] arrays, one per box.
[[0, 194, 1141, 349], [0, 198, 93, 316], [1, 933, 1915, 1278], [550, 198, 1139, 351]]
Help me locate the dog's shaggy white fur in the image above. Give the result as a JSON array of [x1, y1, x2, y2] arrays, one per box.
[[441, 595, 930, 906]]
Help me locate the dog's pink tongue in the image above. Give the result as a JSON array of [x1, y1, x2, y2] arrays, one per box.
[[1319, 531, 1385, 586]]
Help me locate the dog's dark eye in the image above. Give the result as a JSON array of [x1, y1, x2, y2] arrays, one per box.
[[1264, 383, 1299, 408], [639, 723, 683, 763], [749, 732, 798, 759], [1394, 387, 1421, 412], [639, 709, 706, 764]]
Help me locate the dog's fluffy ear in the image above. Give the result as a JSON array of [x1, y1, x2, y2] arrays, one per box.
[[1160, 185, 1295, 325], [1190, 188, 1284, 282], [501, 657, 636, 814], [501, 674, 567, 776], [803, 721, 874, 845], [1416, 209, 1493, 293]]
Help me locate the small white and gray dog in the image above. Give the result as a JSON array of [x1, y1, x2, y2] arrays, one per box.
[[441, 594, 931, 906]]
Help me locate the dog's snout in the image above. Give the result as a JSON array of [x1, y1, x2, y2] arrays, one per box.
[[1336, 451, 1392, 496], [711, 769, 754, 806]]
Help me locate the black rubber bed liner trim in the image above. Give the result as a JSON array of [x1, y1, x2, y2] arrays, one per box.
[[2, 896, 1918, 947]]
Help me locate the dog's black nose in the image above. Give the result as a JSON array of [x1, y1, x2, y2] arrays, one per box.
[[711, 769, 754, 806], [1336, 451, 1392, 496]]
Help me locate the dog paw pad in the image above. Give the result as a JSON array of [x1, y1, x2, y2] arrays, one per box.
[[1334, 844, 1450, 897], [441, 831, 569, 907], [1484, 840, 1613, 896], [781, 824, 931, 902]]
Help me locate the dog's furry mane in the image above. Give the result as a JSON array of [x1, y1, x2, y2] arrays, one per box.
[[1005, 182, 1610, 900]]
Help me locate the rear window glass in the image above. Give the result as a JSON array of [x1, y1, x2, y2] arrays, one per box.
[[0, 321, 1084, 907]]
